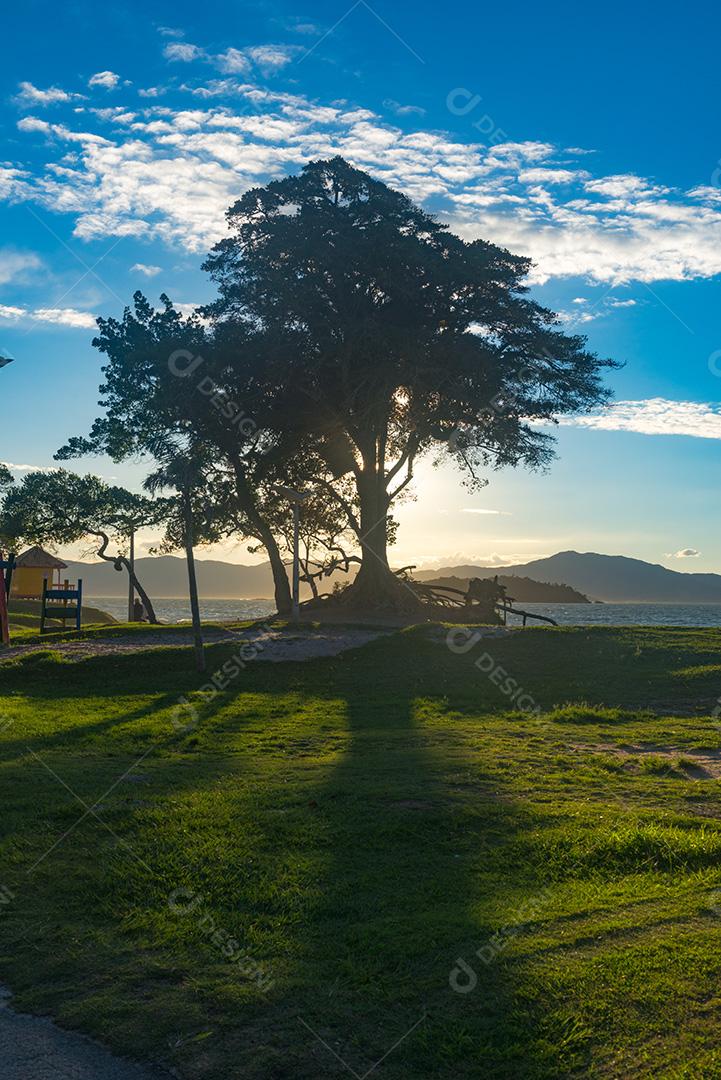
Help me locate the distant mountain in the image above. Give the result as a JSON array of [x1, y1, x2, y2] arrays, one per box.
[[63, 555, 279, 599], [415, 551, 721, 603], [60, 549, 721, 604], [421, 574, 590, 603]]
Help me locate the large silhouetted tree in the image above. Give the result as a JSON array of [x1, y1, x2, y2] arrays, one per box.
[[203, 156, 618, 610]]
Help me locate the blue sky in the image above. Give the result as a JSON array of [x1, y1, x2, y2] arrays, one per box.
[[2, 0, 721, 568]]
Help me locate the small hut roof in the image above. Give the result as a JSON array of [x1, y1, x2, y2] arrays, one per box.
[[15, 545, 68, 569]]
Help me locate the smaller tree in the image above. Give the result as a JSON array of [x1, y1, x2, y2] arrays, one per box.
[[144, 447, 231, 672], [55, 294, 300, 616], [0, 470, 166, 622]]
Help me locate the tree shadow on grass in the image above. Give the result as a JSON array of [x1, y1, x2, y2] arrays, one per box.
[[210, 633, 556, 1080]]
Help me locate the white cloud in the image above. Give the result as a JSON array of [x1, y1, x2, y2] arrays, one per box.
[[33, 307, 97, 328], [164, 42, 203, 62], [554, 399, 721, 440], [130, 262, 162, 277], [557, 309, 596, 324], [17, 116, 110, 145], [384, 99, 426, 117], [290, 22, 322, 35], [244, 45, 298, 71], [92, 107, 137, 124], [0, 166, 29, 201], [585, 174, 665, 198], [668, 548, 701, 558], [216, 48, 251, 74], [170, 302, 202, 318], [1, 461, 57, 473], [0, 249, 42, 285], [518, 167, 579, 184], [207, 44, 302, 77], [89, 71, 121, 90], [460, 508, 512, 515], [0, 305, 96, 329], [558, 294, 639, 325], [16, 116, 52, 135], [420, 550, 552, 568], [14, 81, 76, 107]]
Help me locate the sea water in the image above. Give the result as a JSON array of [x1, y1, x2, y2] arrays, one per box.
[[89, 596, 721, 628]]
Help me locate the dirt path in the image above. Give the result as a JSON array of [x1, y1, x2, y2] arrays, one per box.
[[1, 626, 393, 664], [0, 986, 167, 1079]]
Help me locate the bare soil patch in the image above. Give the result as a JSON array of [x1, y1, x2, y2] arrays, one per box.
[[567, 742, 721, 778]]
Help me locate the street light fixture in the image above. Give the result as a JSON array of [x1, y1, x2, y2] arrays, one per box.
[[274, 485, 309, 621]]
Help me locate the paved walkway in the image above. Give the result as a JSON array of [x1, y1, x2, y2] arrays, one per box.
[[0, 986, 167, 1079]]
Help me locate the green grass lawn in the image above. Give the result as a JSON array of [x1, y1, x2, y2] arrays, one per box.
[[2, 625, 721, 1077]]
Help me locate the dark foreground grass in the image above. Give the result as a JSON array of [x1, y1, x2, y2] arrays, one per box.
[[2, 626, 721, 1078]]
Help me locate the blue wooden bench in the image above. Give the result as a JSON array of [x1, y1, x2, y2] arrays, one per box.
[[40, 578, 83, 633]]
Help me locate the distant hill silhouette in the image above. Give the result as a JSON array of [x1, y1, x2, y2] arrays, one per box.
[[62, 555, 278, 599], [421, 574, 590, 603], [415, 551, 721, 603], [61, 549, 721, 604]]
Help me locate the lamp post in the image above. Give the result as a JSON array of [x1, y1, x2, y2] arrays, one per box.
[[275, 486, 309, 621], [127, 526, 135, 621], [0, 356, 15, 646]]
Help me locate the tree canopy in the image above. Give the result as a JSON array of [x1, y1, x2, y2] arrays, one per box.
[[202, 156, 617, 608]]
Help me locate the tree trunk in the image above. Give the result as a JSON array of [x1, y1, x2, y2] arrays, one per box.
[[90, 531, 159, 623], [342, 470, 422, 614], [259, 518, 293, 617], [182, 489, 205, 673], [123, 562, 158, 625], [230, 458, 292, 616]]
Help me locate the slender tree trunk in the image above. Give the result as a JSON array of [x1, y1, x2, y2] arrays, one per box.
[[90, 531, 159, 623], [123, 563, 158, 625], [230, 458, 292, 616], [182, 488, 205, 673]]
